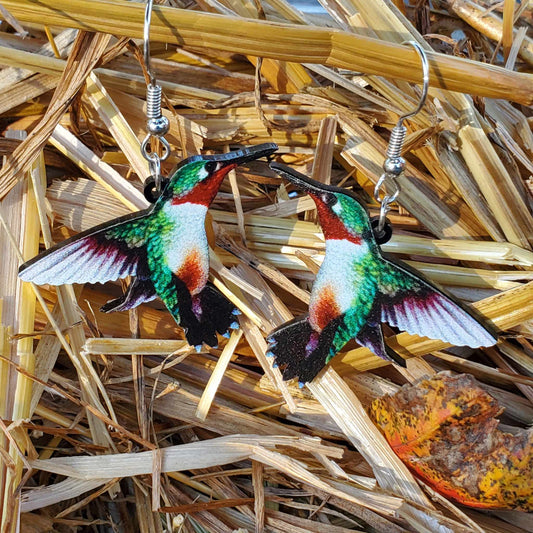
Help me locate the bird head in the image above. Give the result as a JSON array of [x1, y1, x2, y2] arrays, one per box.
[[163, 143, 278, 206], [270, 163, 370, 243]]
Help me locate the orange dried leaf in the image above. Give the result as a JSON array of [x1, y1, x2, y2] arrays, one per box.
[[369, 372, 533, 511]]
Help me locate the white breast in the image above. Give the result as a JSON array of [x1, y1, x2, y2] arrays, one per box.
[[161, 202, 209, 290], [311, 239, 369, 317]]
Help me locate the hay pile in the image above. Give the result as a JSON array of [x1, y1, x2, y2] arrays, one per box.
[[0, 0, 532, 531]]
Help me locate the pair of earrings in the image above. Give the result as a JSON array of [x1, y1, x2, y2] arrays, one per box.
[[19, 141, 497, 384], [19, 32, 497, 385]]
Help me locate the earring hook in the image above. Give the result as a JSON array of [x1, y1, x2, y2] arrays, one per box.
[[372, 41, 429, 242], [397, 41, 429, 125], [144, 0, 156, 86], [141, 0, 171, 202]]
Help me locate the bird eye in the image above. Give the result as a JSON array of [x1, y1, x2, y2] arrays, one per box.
[[205, 161, 218, 174], [322, 194, 337, 207]]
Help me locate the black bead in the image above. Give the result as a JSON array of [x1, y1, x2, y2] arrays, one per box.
[[370, 216, 393, 244], [143, 176, 169, 203]]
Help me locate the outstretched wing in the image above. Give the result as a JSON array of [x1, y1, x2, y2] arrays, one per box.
[[19, 209, 152, 286], [379, 256, 498, 348]]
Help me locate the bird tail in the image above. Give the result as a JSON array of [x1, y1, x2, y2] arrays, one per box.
[[180, 283, 240, 350], [267, 316, 341, 386], [267, 312, 408, 385], [196, 283, 240, 338]]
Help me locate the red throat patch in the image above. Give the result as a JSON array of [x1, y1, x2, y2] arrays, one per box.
[[313, 196, 362, 245], [311, 285, 341, 330], [173, 164, 236, 206]]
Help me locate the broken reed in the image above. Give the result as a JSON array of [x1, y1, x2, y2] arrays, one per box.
[[1, 0, 533, 104]]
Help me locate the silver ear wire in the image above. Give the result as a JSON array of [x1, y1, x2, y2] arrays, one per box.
[[143, 0, 155, 87], [373, 41, 429, 235], [396, 41, 429, 124], [141, 0, 170, 196]]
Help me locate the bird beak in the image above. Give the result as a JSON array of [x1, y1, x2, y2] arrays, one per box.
[[208, 143, 280, 183], [269, 162, 327, 197], [170, 143, 279, 176], [214, 143, 279, 166]]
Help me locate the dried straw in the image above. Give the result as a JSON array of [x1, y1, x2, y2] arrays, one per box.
[[1, 1, 532, 531]]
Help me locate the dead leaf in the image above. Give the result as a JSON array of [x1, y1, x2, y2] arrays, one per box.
[[370, 372, 533, 511]]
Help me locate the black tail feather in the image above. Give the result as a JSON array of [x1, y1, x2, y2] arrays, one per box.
[[267, 316, 336, 384], [163, 275, 217, 349], [267, 312, 407, 384], [198, 283, 239, 336], [180, 283, 238, 348], [181, 316, 218, 348]]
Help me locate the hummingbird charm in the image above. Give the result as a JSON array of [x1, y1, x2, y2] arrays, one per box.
[[19, 143, 278, 349], [267, 163, 498, 385]]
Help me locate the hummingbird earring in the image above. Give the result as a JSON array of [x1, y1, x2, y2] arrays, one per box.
[[267, 42, 497, 386], [18, 0, 278, 349]]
